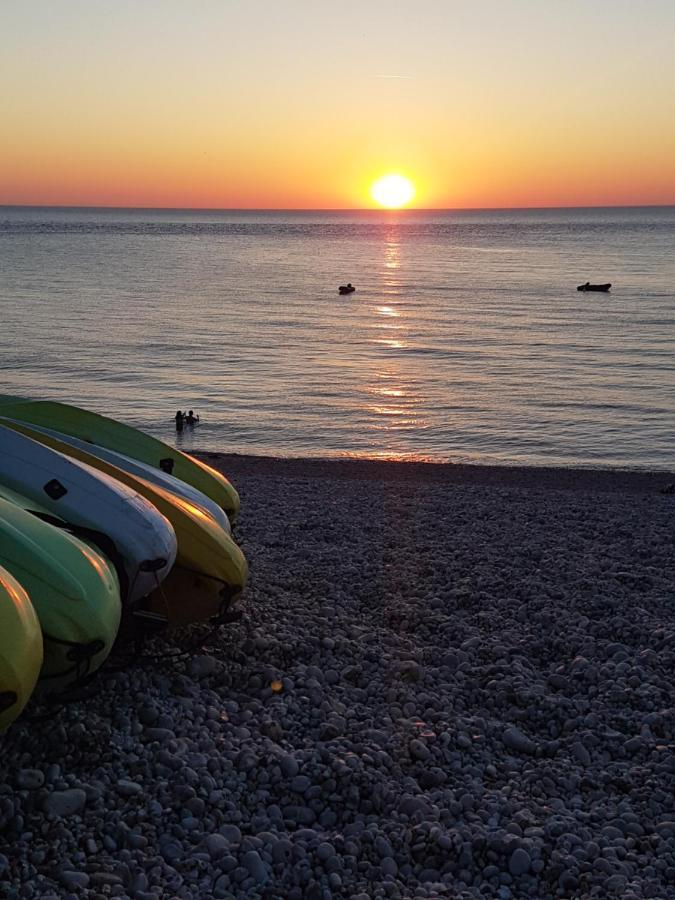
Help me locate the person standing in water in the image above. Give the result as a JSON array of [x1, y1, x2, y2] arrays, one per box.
[[175, 410, 185, 432], [185, 410, 200, 427]]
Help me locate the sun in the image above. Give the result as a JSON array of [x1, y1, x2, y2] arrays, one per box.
[[370, 174, 416, 209]]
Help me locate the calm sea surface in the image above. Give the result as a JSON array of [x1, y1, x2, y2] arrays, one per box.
[[1, 206, 673, 470]]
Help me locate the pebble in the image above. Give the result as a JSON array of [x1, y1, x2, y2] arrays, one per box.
[[502, 727, 536, 754], [116, 779, 143, 797], [58, 871, 90, 890], [188, 654, 218, 678], [409, 739, 431, 761], [508, 848, 531, 876], [0, 465, 671, 900], [44, 789, 87, 817], [15, 769, 44, 790], [204, 834, 230, 859], [242, 850, 268, 884], [572, 742, 591, 766]]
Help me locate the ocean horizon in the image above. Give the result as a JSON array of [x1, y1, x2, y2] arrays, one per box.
[[1, 204, 673, 471]]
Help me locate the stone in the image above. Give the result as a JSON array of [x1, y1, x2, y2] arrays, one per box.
[[204, 834, 230, 859], [219, 824, 242, 843], [189, 654, 218, 678], [381, 857, 398, 877], [409, 739, 431, 761], [503, 727, 536, 754], [279, 755, 299, 778], [117, 779, 143, 797], [508, 848, 531, 876], [58, 871, 90, 890], [44, 789, 86, 817], [242, 850, 268, 885], [16, 769, 44, 790], [572, 742, 591, 766]]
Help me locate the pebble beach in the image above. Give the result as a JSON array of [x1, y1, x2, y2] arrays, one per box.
[[1, 454, 674, 899]]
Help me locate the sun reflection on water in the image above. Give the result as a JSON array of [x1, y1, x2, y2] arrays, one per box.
[[357, 225, 429, 449]]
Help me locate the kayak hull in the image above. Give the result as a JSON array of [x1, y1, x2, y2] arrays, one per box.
[[2, 420, 248, 629], [0, 498, 121, 689], [0, 566, 43, 731], [0, 398, 239, 521], [0, 424, 177, 605], [6, 421, 232, 534]]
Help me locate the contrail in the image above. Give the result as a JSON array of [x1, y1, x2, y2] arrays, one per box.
[[374, 74, 414, 80]]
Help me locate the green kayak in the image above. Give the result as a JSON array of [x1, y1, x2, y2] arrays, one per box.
[[0, 495, 122, 690], [0, 397, 239, 522], [0, 565, 43, 732]]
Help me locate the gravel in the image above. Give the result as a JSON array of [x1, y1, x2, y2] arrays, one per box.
[[1, 453, 673, 899]]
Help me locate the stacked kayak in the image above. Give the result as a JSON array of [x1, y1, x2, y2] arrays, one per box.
[[0, 566, 42, 732], [0, 397, 240, 522], [0, 400, 247, 730], [0, 423, 177, 604], [0, 495, 121, 686], [1, 419, 248, 627]]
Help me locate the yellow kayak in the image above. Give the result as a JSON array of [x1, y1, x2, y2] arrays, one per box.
[[3, 419, 248, 628], [0, 566, 43, 731]]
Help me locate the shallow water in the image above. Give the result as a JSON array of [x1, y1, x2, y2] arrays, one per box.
[[1, 206, 673, 469]]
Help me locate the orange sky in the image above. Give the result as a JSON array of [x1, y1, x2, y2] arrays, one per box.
[[2, 1, 674, 208]]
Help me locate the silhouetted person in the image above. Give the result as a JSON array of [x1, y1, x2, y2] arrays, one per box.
[[175, 410, 185, 432], [185, 409, 200, 427]]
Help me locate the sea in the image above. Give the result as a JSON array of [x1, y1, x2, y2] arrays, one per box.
[[1, 206, 673, 471]]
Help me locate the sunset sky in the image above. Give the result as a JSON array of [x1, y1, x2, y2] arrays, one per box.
[[2, 0, 674, 209]]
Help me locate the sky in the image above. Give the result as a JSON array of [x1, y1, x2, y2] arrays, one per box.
[[1, 0, 675, 209]]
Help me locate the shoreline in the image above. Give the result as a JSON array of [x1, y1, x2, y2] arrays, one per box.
[[196, 450, 675, 496]]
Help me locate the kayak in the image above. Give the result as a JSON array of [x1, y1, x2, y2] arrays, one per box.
[[0, 498, 121, 689], [0, 398, 239, 522], [1, 419, 231, 534], [0, 424, 177, 605], [2, 420, 248, 628], [0, 565, 43, 731]]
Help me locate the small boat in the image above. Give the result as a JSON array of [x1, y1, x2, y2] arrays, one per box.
[[339, 284, 356, 295], [577, 282, 611, 293]]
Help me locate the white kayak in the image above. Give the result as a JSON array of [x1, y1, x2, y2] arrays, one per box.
[[0, 419, 231, 534], [0, 424, 177, 604]]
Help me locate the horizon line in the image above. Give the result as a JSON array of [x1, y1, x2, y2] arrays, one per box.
[[2, 203, 674, 213]]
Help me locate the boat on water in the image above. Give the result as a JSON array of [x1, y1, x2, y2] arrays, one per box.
[[577, 282, 611, 293]]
